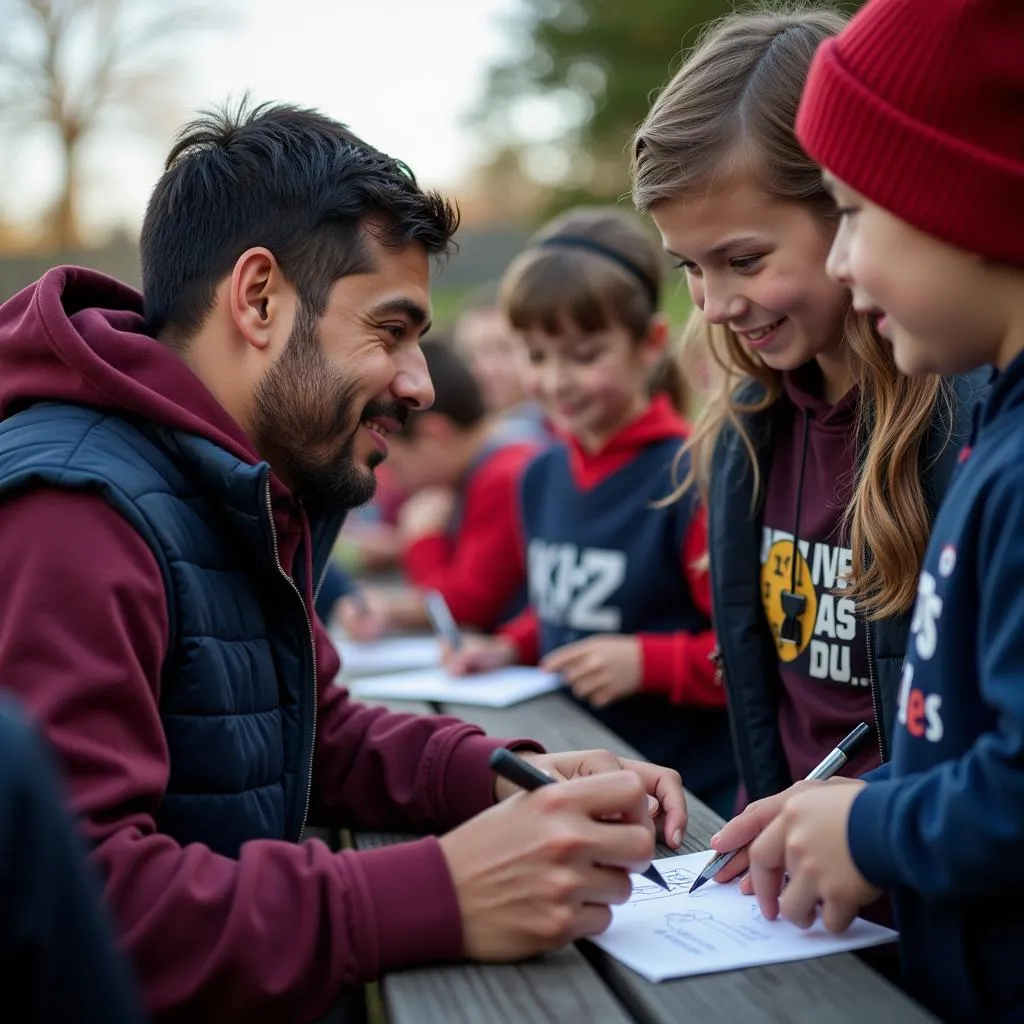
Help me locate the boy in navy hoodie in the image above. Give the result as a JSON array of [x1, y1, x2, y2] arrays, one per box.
[[739, 2, 1024, 1021]]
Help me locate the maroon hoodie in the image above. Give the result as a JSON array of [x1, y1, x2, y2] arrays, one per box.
[[0, 267, 541, 1022]]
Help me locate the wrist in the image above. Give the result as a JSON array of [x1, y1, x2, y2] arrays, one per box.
[[493, 748, 545, 802]]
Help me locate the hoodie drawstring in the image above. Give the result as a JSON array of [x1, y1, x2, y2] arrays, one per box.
[[779, 408, 812, 646]]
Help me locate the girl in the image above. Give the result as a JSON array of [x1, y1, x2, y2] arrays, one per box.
[[629, 6, 988, 808], [448, 207, 737, 817], [744, 2, 1024, 1021]]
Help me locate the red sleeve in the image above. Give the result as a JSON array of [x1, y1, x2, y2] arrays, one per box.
[[0, 489, 489, 1022], [402, 444, 532, 631], [498, 606, 541, 665], [637, 504, 724, 706]]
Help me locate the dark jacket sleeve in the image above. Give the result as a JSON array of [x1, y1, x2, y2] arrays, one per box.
[[0, 696, 144, 1024], [708, 386, 793, 801]]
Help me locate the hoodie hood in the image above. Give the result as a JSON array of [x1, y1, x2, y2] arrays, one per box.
[[565, 393, 688, 490], [0, 266, 262, 469]]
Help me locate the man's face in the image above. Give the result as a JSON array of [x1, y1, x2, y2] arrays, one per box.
[[251, 238, 434, 511]]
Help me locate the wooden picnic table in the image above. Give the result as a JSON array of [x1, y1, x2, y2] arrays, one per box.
[[345, 669, 939, 1024]]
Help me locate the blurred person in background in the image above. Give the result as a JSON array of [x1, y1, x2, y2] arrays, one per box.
[[446, 207, 737, 817], [454, 282, 551, 443], [335, 336, 539, 639]]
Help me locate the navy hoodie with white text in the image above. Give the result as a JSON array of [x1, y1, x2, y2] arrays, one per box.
[[849, 351, 1024, 1024]]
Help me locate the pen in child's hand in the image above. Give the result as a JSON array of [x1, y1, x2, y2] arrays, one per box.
[[489, 748, 670, 891], [688, 721, 873, 894], [424, 589, 462, 653]]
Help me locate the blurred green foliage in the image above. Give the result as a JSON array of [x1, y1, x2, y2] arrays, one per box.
[[476, 0, 864, 219]]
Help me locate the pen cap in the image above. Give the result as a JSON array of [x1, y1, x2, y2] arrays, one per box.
[[837, 722, 872, 759]]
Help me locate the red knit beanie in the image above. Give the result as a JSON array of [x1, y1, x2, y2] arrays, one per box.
[[796, 0, 1024, 265]]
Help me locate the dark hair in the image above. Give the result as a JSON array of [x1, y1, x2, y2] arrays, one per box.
[[500, 207, 662, 339], [141, 98, 460, 344], [499, 206, 690, 412], [401, 337, 487, 436]]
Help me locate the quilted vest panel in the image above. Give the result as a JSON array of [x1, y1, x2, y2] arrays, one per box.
[[0, 402, 316, 856]]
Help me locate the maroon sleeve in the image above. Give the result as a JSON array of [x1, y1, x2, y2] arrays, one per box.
[[311, 617, 543, 831], [0, 489, 484, 1022], [401, 444, 532, 630]]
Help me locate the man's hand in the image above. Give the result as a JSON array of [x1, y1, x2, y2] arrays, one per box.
[[397, 487, 456, 544], [440, 771, 654, 962], [493, 748, 687, 852], [443, 635, 518, 676], [748, 779, 880, 932], [541, 636, 642, 707]]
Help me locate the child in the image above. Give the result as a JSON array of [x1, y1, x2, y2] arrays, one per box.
[[629, 6, 988, 808], [448, 207, 736, 817], [741, 2, 1024, 1021], [337, 337, 539, 637]]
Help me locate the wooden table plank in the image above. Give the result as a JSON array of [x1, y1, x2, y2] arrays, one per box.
[[354, 832, 637, 1024]]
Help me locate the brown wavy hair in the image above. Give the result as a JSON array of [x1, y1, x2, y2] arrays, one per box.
[[499, 206, 691, 413], [630, 5, 949, 619]]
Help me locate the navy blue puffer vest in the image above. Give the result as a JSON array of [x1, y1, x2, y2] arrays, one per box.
[[0, 402, 342, 857]]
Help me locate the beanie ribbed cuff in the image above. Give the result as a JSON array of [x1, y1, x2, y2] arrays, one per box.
[[797, 37, 1024, 266]]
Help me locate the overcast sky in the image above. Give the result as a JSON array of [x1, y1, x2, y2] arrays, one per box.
[[1, 0, 523, 236]]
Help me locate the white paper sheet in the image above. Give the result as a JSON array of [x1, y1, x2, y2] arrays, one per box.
[[332, 634, 441, 676], [348, 666, 561, 707], [589, 850, 898, 982]]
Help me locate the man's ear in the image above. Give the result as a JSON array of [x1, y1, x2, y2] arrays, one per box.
[[228, 247, 295, 354], [639, 314, 670, 371]]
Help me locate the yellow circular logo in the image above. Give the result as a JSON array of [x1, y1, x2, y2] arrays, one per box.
[[761, 539, 817, 661]]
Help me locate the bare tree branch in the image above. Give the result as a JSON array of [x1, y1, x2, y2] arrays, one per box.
[[0, 0, 219, 246]]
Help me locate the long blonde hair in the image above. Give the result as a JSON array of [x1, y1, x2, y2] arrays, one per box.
[[499, 206, 691, 414], [631, 5, 948, 619]]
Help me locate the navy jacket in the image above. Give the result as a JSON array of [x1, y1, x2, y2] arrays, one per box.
[[0, 401, 343, 857], [849, 352, 1024, 1024], [709, 370, 990, 800]]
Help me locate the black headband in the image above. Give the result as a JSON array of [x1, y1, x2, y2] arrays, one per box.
[[536, 234, 659, 308]]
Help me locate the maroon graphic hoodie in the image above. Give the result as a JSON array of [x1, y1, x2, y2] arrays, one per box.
[[0, 267, 541, 1022]]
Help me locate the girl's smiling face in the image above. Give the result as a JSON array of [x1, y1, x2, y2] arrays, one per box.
[[650, 176, 851, 379]]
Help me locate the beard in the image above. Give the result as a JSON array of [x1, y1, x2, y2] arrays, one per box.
[[250, 304, 404, 514]]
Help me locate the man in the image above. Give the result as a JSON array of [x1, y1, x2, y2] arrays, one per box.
[[0, 101, 687, 1022]]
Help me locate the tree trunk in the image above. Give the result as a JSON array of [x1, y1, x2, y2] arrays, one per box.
[[52, 128, 82, 250]]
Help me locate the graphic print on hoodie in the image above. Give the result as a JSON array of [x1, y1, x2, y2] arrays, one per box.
[[759, 364, 880, 782]]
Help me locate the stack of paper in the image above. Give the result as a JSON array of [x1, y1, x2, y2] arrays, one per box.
[[590, 850, 898, 982], [348, 666, 561, 708], [333, 635, 441, 676]]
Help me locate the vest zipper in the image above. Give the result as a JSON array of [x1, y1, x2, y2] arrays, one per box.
[[264, 477, 317, 843], [861, 543, 886, 766]]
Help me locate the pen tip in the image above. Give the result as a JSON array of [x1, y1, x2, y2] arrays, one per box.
[[688, 875, 707, 894]]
